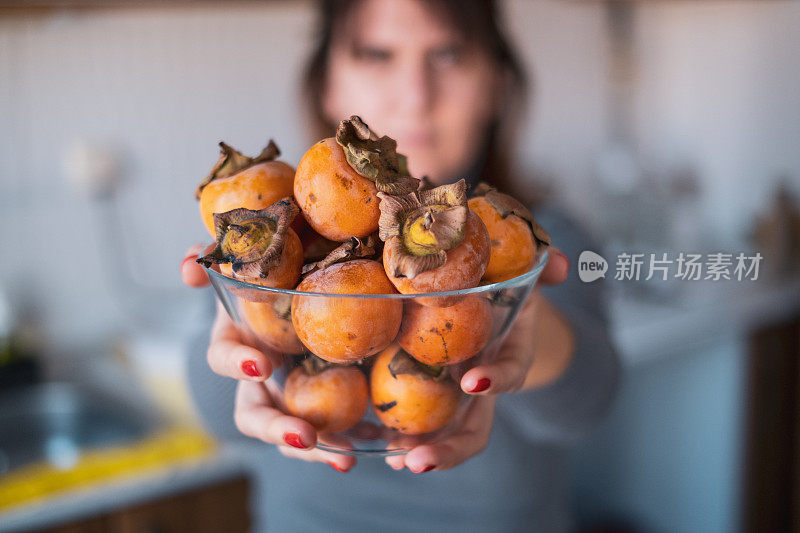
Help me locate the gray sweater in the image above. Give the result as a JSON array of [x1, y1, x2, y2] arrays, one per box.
[[186, 205, 620, 533]]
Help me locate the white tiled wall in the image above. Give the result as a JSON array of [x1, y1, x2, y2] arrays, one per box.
[[0, 4, 317, 346]]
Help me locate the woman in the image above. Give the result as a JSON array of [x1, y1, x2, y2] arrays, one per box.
[[181, 1, 620, 531]]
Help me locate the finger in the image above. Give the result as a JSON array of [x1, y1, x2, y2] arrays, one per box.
[[234, 381, 317, 451], [385, 454, 406, 470], [280, 420, 357, 472], [235, 382, 354, 473], [181, 244, 211, 288], [462, 348, 531, 395], [538, 247, 569, 286], [403, 396, 496, 472], [382, 433, 427, 470], [461, 297, 536, 395], [207, 317, 273, 381], [278, 445, 357, 473]]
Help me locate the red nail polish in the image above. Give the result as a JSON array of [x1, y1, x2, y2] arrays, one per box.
[[418, 465, 435, 473], [327, 461, 350, 473], [284, 432, 305, 449], [470, 377, 491, 393], [241, 360, 261, 377]]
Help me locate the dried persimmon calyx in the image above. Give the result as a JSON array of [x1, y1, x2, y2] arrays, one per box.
[[195, 140, 280, 199], [387, 349, 449, 383], [378, 179, 469, 278], [301, 234, 381, 278], [197, 197, 299, 279], [335, 115, 419, 195], [299, 353, 335, 375], [471, 182, 551, 249]]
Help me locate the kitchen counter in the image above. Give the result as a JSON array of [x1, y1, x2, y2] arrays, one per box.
[[0, 440, 261, 533]]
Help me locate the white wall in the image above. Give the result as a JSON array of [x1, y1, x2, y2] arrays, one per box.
[[504, 0, 610, 216], [0, 0, 610, 348], [633, 1, 800, 242], [0, 3, 315, 347]]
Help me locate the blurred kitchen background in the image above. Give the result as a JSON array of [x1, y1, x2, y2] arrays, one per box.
[[1, 0, 799, 532]]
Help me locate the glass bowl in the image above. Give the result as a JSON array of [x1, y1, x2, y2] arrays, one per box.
[[203, 250, 548, 456]]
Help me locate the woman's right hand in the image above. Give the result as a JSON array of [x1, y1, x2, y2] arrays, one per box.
[[181, 245, 357, 473]]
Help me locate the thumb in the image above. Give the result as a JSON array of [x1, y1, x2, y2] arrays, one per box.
[[538, 247, 569, 286], [181, 244, 211, 288]]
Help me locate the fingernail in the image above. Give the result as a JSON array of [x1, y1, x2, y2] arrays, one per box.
[[327, 461, 350, 473], [470, 377, 491, 393], [284, 432, 306, 449], [415, 464, 435, 473], [241, 360, 262, 377]]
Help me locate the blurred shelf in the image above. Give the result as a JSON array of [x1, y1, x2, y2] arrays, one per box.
[[611, 276, 800, 367]]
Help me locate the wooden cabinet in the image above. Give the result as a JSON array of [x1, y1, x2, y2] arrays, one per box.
[[42, 477, 249, 533], [108, 491, 197, 533], [742, 315, 800, 533], [43, 518, 108, 533]]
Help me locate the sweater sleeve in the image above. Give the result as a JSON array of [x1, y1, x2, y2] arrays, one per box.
[[495, 205, 621, 444], [184, 293, 246, 442]]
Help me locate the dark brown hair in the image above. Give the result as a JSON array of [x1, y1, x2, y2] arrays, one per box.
[[302, 0, 530, 198]]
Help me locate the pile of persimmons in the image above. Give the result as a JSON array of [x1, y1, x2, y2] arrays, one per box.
[[194, 116, 550, 436]]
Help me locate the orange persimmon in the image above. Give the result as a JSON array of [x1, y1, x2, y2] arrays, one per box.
[[468, 183, 551, 283], [397, 295, 492, 366], [294, 116, 417, 241], [379, 180, 490, 301], [241, 296, 304, 355], [197, 199, 303, 293], [370, 345, 461, 435], [285, 357, 369, 433], [291, 259, 402, 363], [196, 140, 296, 238]]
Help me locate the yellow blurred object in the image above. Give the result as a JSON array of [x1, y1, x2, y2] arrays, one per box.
[[0, 427, 216, 511]]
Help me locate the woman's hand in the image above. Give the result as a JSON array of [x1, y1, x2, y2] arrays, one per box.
[[385, 248, 572, 473], [214, 301, 358, 472], [460, 249, 574, 395]]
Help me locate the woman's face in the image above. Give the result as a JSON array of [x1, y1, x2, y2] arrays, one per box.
[[322, 0, 501, 185]]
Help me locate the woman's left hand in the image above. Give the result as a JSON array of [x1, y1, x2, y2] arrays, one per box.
[[386, 247, 571, 473]]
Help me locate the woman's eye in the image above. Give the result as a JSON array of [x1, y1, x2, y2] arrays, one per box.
[[352, 46, 393, 64], [430, 45, 464, 68]]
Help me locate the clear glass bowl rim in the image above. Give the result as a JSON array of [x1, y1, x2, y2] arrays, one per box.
[[202, 249, 549, 300]]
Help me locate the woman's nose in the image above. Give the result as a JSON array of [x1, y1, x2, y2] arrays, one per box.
[[394, 58, 435, 116]]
